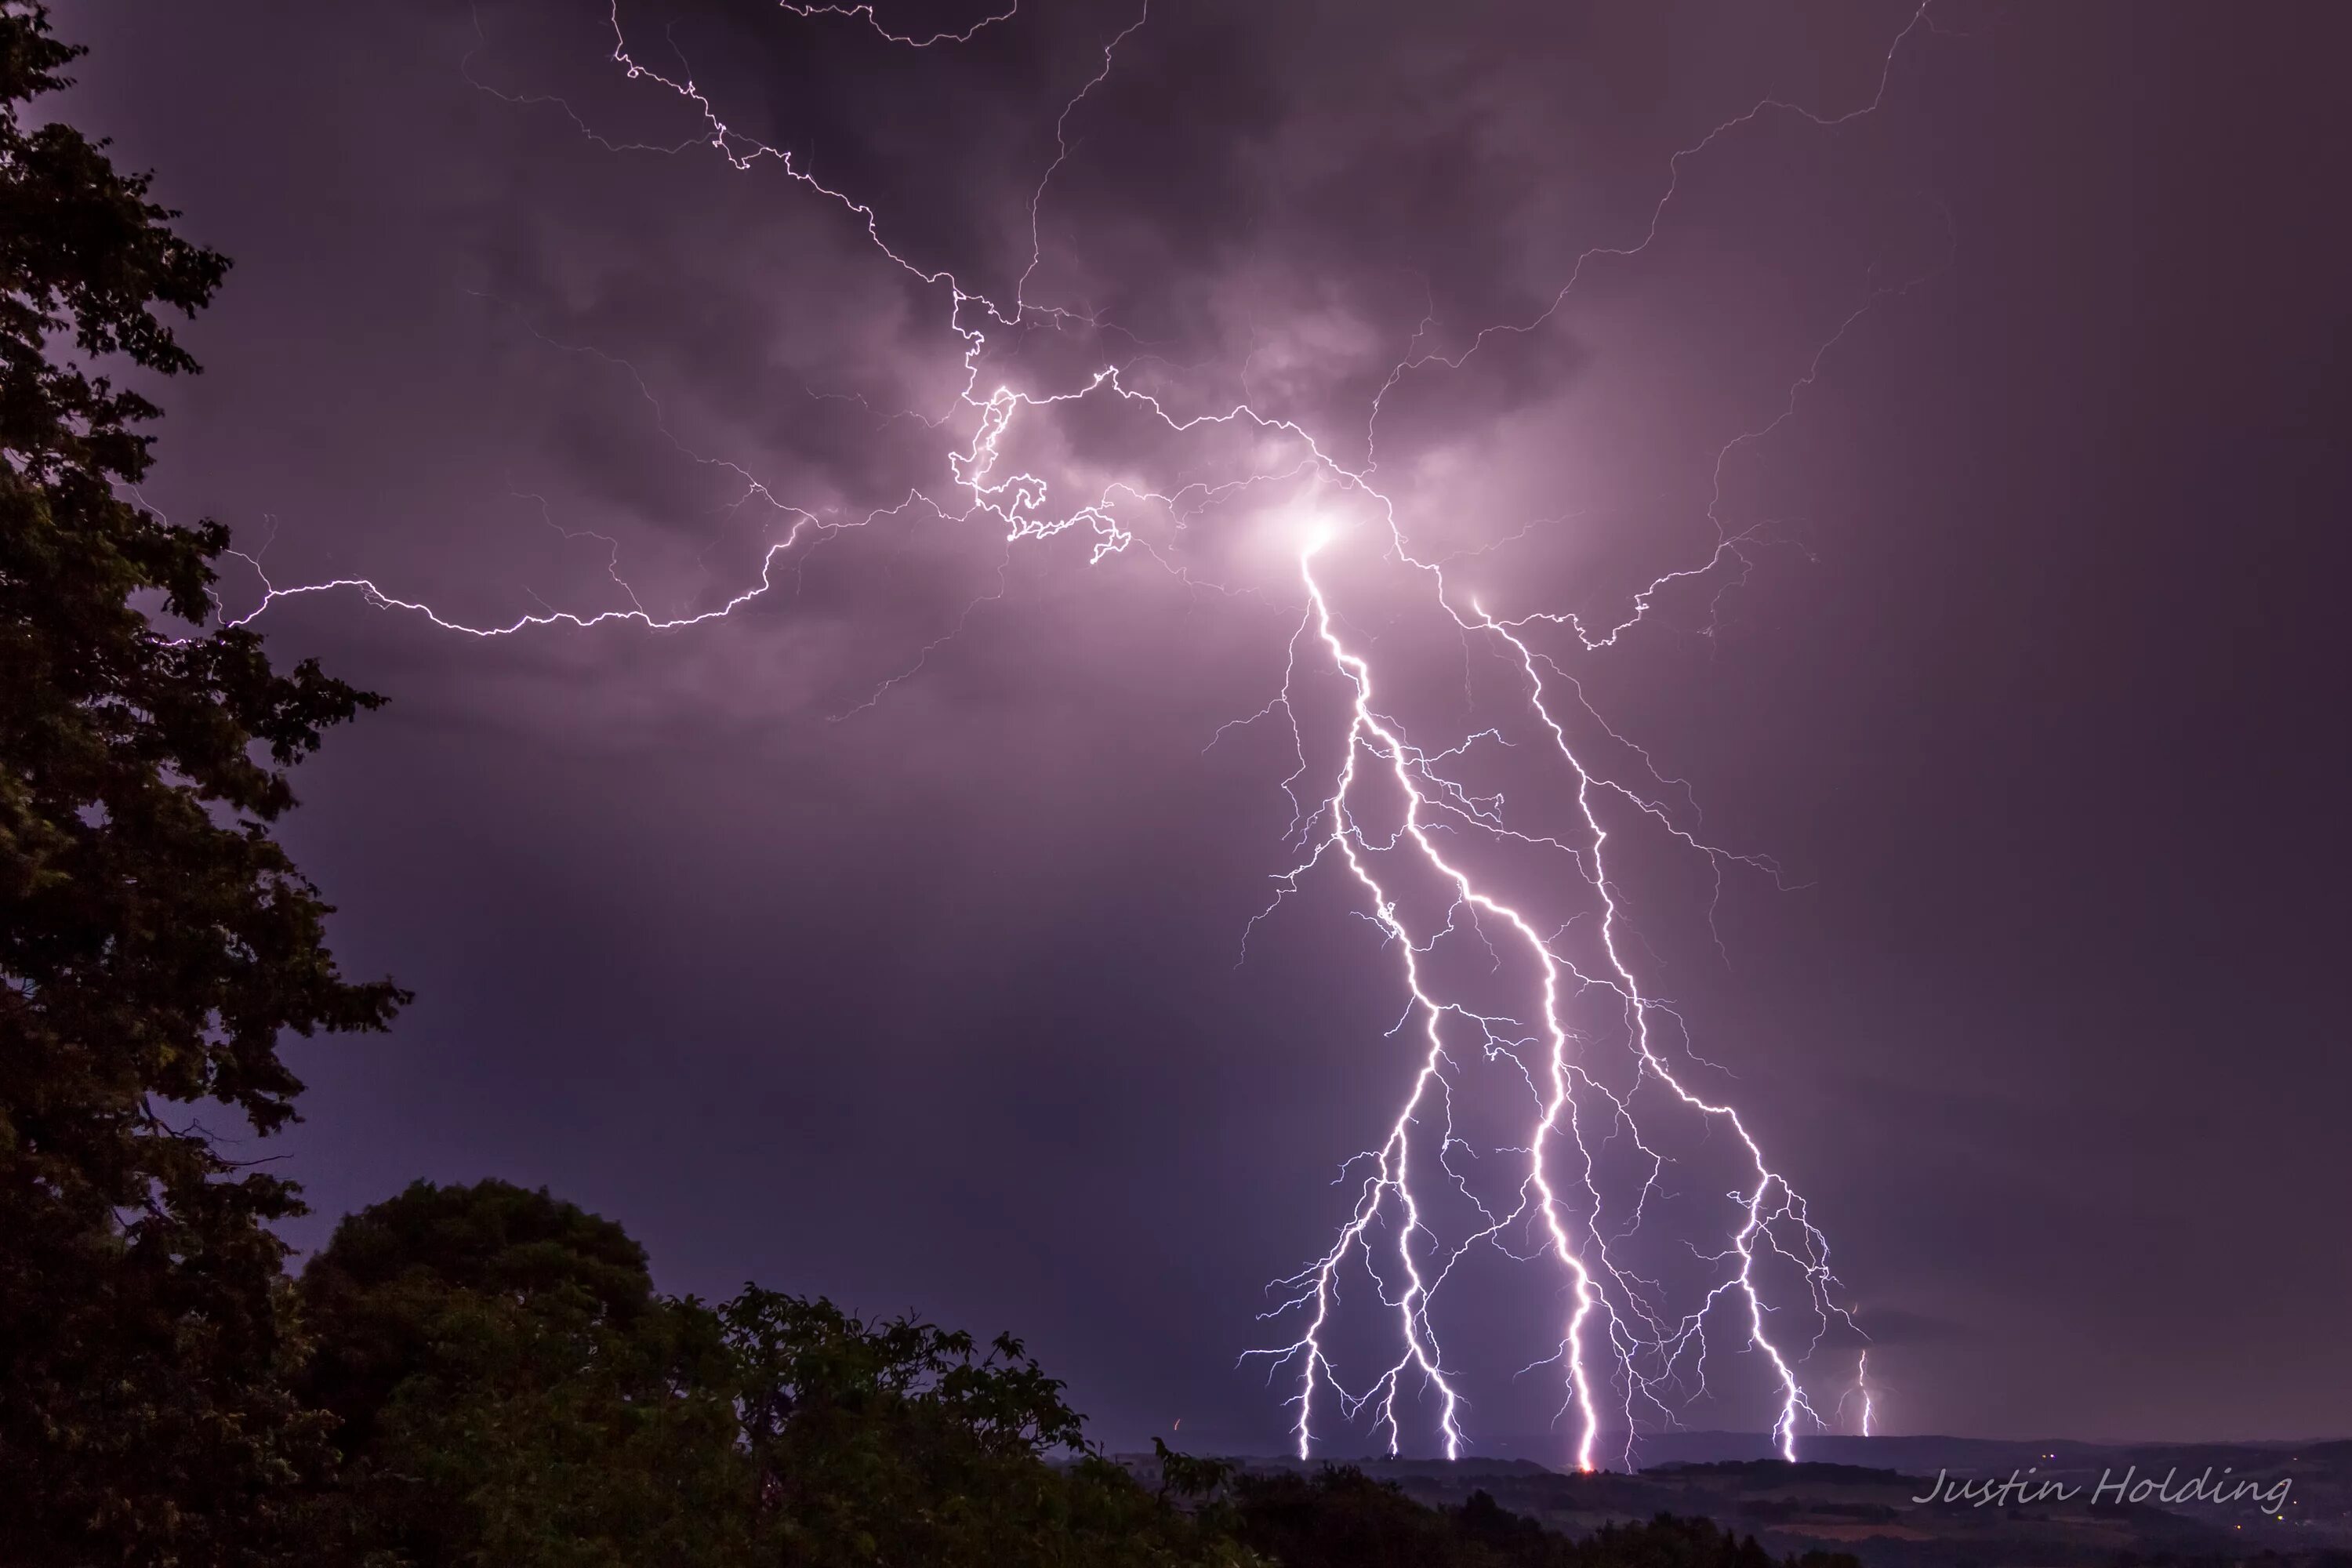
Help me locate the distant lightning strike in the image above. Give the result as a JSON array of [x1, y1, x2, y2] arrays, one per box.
[[196, 0, 1938, 1467]]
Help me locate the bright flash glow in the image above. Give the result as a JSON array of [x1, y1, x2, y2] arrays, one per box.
[[193, 0, 1946, 1469]]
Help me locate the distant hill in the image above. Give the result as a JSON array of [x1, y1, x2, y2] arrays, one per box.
[[1475, 1428, 2345, 1478], [1120, 1434, 2352, 1568]]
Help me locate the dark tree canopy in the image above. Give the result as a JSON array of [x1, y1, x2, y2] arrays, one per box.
[[0, 4, 403, 1560], [298, 1181, 746, 1567], [297, 1181, 1261, 1568], [298, 1178, 671, 1463], [719, 1287, 1246, 1567]]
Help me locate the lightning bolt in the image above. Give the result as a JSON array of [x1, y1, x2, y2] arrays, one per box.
[[1237, 531, 1860, 1471], [189, 0, 1947, 1469]]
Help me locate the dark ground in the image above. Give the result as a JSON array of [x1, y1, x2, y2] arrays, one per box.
[[1122, 1438, 2352, 1568]]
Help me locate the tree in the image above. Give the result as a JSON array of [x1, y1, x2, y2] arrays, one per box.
[[0, 5, 405, 1560], [298, 1181, 747, 1568], [717, 1286, 1258, 1567], [298, 1184, 1259, 1568]]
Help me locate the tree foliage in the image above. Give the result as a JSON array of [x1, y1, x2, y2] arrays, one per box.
[[0, 3, 404, 1559], [721, 1287, 1250, 1567], [298, 1181, 746, 1568], [296, 1181, 1259, 1568]]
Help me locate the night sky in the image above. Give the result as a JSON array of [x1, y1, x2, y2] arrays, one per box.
[[57, 1, 2350, 1453]]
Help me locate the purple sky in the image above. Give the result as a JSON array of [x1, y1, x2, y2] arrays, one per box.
[[58, 0, 2350, 1453]]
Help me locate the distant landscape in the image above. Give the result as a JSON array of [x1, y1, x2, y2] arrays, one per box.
[[1114, 1439, 2352, 1567]]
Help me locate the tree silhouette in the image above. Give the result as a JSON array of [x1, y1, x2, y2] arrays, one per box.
[[0, 5, 404, 1559], [299, 1180, 745, 1566]]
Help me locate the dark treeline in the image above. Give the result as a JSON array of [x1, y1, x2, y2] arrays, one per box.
[[0, 5, 1857, 1563], [281, 1174, 1878, 1568], [289, 1177, 1234, 1565]]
